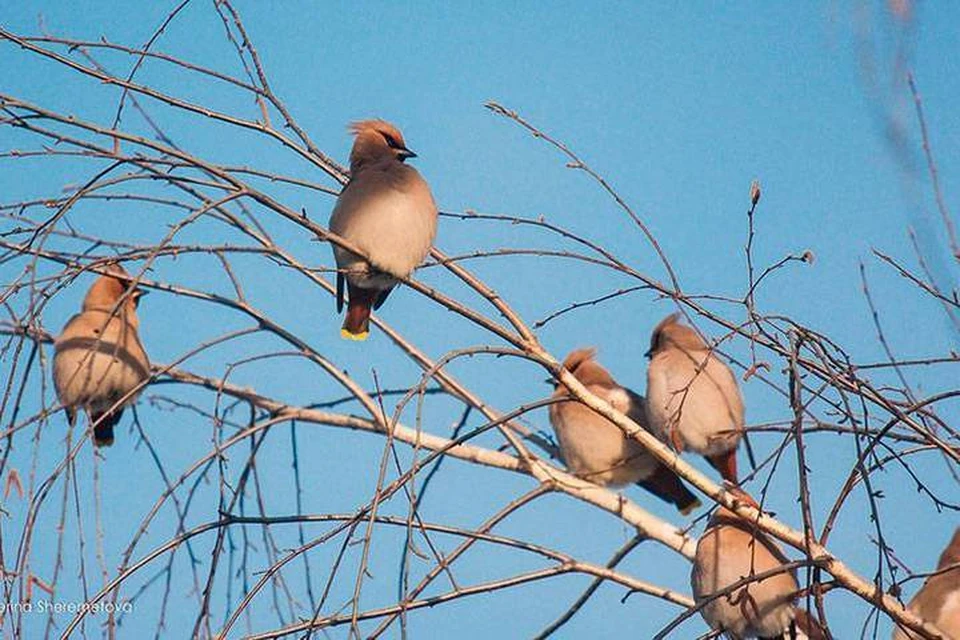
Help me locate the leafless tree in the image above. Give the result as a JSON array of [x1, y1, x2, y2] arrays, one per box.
[[0, 3, 957, 639]]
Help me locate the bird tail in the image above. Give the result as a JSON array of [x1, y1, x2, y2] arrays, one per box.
[[90, 409, 123, 447], [706, 450, 739, 485], [341, 285, 379, 341], [637, 464, 701, 515], [792, 608, 828, 640]]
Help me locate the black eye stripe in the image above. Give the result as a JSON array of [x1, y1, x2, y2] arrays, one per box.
[[382, 133, 401, 149]]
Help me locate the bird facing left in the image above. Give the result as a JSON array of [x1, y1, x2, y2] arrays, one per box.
[[329, 119, 438, 341], [53, 265, 151, 446]]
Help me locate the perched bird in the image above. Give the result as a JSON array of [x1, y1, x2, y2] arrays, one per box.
[[645, 313, 744, 483], [692, 488, 826, 640], [53, 266, 150, 446], [548, 348, 701, 514], [329, 119, 438, 340], [892, 527, 960, 639]]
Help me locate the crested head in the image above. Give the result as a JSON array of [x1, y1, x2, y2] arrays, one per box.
[[646, 312, 708, 357], [348, 119, 416, 170], [559, 347, 616, 388], [81, 265, 146, 323], [349, 119, 406, 144], [937, 527, 960, 570]]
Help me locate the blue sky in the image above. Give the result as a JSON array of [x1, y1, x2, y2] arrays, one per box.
[[1, 2, 958, 638]]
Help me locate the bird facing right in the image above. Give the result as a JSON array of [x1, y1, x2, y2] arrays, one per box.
[[892, 527, 960, 639], [53, 265, 151, 446], [329, 119, 438, 341], [645, 313, 744, 483]]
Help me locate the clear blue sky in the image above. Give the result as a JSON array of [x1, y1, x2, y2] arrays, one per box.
[[1, 2, 958, 638]]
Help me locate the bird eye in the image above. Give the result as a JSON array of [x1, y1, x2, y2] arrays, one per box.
[[382, 134, 401, 149]]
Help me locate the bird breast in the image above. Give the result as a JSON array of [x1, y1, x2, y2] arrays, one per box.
[[330, 166, 437, 282], [693, 524, 798, 638], [54, 312, 150, 409], [646, 350, 743, 456]]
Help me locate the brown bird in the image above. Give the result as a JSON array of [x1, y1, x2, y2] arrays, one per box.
[[892, 527, 960, 639], [692, 488, 826, 639], [549, 348, 701, 514], [53, 266, 150, 446], [645, 313, 744, 483], [329, 120, 438, 340]]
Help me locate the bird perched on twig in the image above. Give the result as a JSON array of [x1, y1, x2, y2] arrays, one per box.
[[691, 487, 827, 639], [645, 313, 744, 483], [549, 348, 701, 514], [53, 265, 150, 446], [329, 120, 438, 340], [892, 527, 960, 639]]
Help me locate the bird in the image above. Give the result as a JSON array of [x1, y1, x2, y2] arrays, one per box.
[[645, 312, 744, 483], [548, 347, 701, 514], [329, 119, 438, 340], [53, 265, 150, 446], [691, 487, 827, 639], [892, 527, 960, 639]]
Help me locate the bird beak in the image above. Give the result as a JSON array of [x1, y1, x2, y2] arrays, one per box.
[[644, 348, 652, 359], [543, 377, 556, 386], [397, 147, 417, 160]]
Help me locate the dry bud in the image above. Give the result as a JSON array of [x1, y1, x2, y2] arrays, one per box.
[[750, 180, 761, 206]]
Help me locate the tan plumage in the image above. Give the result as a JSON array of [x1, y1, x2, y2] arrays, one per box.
[[549, 348, 701, 514], [329, 119, 438, 340], [893, 527, 960, 639], [645, 313, 744, 483], [53, 266, 150, 446], [692, 489, 816, 640]]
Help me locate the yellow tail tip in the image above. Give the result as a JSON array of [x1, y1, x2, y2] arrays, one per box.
[[340, 328, 370, 341], [678, 499, 702, 516]]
